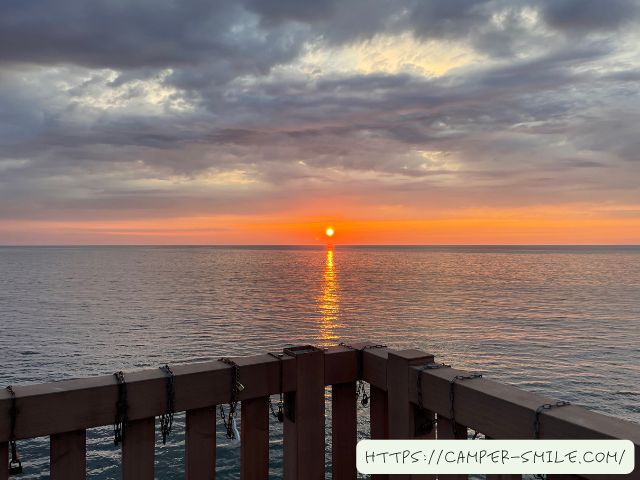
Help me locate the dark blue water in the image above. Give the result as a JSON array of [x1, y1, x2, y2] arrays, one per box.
[[1, 246, 639, 478]]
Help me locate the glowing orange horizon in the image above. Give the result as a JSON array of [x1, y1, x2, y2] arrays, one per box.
[[1, 204, 639, 245]]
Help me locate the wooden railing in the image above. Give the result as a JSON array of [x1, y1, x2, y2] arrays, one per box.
[[1, 342, 639, 479]]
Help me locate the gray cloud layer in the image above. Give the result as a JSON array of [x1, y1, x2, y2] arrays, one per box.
[[0, 0, 639, 227]]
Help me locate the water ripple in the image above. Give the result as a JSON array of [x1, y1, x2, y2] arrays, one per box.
[[0, 245, 638, 478]]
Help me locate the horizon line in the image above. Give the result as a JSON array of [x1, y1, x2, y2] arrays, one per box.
[[1, 243, 639, 248]]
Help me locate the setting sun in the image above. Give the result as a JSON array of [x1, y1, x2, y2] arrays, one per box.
[[325, 227, 335, 238]]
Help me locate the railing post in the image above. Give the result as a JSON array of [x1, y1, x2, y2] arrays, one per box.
[[241, 396, 269, 480], [362, 345, 390, 480], [122, 417, 155, 480], [332, 381, 357, 480], [50, 429, 86, 480], [282, 345, 325, 480], [185, 407, 217, 480], [325, 343, 359, 480], [387, 349, 434, 480]]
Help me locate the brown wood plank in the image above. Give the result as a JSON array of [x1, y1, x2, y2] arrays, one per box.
[[370, 386, 389, 440], [0, 350, 356, 443], [241, 396, 269, 480], [409, 365, 640, 480], [283, 346, 325, 480], [326, 336, 376, 480], [410, 364, 640, 442], [122, 417, 155, 480], [437, 417, 467, 480], [50, 429, 86, 480], [370, 385, 389, 480], [2, 345, 639, 480], [332, 382, 357, 480], [362, 347, 389, 390], [437, 416, 467, 439], [387, 350, 434, 439], [325, 345, 358, 385], [387, 350, 435, 480], [0, 442, 8, 480], [185, 407, 217, 480]]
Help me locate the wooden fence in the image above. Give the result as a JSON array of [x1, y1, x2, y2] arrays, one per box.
[[1, 342, 638, 479]]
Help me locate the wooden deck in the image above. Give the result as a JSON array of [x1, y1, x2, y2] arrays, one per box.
[[1, 342, 639, 479]]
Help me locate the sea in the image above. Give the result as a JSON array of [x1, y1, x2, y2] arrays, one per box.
[[0, 245, 639, 478]]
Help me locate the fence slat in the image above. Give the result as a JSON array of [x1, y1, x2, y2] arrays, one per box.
[[370, 386, 389, 440], [186, 407, 217, 480], [332, 382, 357, 480], [0, 442, 7, 480], [387, 350, 435, 480], [283, 346, 325, 480], [437, 416, 467, 439], [437, 417, 467, 479], [370, 386, 390, 480], [241, 396, 269, 480], [50, 429, 86, 480], [122, 417, 155, 480]]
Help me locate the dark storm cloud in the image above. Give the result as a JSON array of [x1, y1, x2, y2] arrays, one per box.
[[409, 0, 493, 39], [0, 0, 640, 225], [0, 0, 229, 68], [540, 0, 640, 32], [406, 0, 640, 58], [407, 0, 640, 37], [1, 0, 636, 70], [245, 0, 337, 24], [0, 0, 309, 90]]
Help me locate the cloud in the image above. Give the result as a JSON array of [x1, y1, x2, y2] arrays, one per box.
[[0, 0, 639, 238], [539, 0, 640, 33], [244, 0, 337, 25]]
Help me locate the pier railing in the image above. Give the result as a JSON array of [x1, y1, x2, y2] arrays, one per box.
[[1, 342, 639, 479]]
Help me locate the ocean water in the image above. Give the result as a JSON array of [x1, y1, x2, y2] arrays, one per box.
[[0, 245, 639, 478]]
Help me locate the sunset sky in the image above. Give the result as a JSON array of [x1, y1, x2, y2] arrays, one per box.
[[1, 0, 639, 244]]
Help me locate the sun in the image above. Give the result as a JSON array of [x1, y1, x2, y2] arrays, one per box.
[[325, 227, 335, 238]]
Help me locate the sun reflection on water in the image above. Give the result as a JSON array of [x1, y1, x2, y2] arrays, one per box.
[[318, 246, 339, 343]]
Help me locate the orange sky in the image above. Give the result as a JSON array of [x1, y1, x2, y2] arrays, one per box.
[[3, 205, 639, 245]]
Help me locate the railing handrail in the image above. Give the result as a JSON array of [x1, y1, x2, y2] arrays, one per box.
[[1, 342, 639, 480], [0, 346, 358, 442], [360, 347, 640, 444]]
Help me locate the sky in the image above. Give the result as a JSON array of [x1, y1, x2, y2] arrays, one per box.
[[0, 0, 639, 245]]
